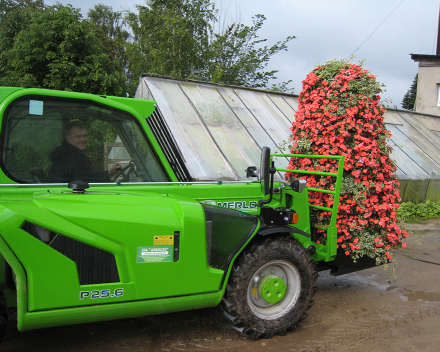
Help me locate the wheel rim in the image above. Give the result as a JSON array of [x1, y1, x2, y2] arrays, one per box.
[[247, 260, 301, 320]]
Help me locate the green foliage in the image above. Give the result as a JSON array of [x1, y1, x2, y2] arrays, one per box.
[[0, 0, 45, 77], [401, 74, 417, 110], [0, 2, 125, 96], [396, 200, 440, 222], [87, 4, 130, 42], [1, 0, 294, 95], [123, 0, 294, 93], [204, 14, 294, 89], [87, 4, 130, 75], [125, 0, 215, 94]]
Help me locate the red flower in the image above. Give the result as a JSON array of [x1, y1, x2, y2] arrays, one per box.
[[286, 60, 408, 264]]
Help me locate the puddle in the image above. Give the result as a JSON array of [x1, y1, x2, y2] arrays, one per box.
[[399, 290, 440, 302], [342, 274, 440, 303], [343, 273, 393, 291]]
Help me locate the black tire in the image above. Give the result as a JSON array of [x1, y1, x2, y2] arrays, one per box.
[[0, 289, 7, 343], [221, 235, 317, 339]]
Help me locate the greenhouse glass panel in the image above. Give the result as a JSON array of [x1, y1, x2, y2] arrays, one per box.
[[147, 78, 236, 180], [389, 125, 440, 176], [218, 87, 277, 151], [397, 112, 440, 152], [388, 139, 429, 179], [143, 78, 211, 179], [179, 83, 259, 177], [283, 96, 299, 114], [235, 90, 291, 144], [256, 93, 293, 131], [266, 94, 297, 124]]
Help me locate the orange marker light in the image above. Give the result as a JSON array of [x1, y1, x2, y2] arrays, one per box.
[[291, 213, 299, 224]]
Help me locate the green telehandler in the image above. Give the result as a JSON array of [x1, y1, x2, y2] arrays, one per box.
[[0, 87, 375, 341]]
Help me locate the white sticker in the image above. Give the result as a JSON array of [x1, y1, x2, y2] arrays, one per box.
[[29, 100, 43, 115], [136, 246, 173, 263]]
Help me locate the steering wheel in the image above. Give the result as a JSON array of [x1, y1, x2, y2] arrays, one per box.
[[111, 161, 136, 182]]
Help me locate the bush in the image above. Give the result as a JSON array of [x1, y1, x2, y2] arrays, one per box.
[[396, 200, 440, 222]]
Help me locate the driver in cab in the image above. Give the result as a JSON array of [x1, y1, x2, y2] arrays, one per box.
[[48, 121, 121, 183]]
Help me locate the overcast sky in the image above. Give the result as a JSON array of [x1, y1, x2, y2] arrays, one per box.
[[45, 0, 440, 108]]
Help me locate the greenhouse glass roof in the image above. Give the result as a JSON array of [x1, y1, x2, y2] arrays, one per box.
[[136, 75, 440, 202]]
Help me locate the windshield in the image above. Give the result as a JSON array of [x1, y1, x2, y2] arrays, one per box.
[[1, 95, 170, 183]]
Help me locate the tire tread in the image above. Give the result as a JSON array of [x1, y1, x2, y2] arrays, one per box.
[[221, 235, 317, 339]]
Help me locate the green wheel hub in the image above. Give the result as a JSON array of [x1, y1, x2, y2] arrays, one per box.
[[247, 261, 301, 320], [258, 274, 286, 303]]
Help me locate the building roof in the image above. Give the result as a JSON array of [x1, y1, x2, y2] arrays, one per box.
[[135, 74, 440, 202], [410, 53, 440, 62]]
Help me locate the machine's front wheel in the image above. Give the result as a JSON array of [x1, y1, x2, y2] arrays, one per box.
[[221, 235, 317, 339], [0, 289, 7, 343]]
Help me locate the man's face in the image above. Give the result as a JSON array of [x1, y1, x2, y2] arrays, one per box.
[[66, 126, 88, 150]]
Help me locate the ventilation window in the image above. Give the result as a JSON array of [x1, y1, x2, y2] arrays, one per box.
[[147, 108, 192, 181], [22, 222, 120, 285]]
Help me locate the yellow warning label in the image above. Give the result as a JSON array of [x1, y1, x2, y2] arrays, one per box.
[[154, 235, 174, 246]]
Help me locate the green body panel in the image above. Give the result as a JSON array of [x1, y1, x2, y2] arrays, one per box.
[[0, 190, 225, 310], [0, 87, 344, 332], [21, 290, 224, 331], [0, 87, 22, 106]]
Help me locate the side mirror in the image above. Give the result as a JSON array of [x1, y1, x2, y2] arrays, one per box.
[[260, 147, 271, 195]]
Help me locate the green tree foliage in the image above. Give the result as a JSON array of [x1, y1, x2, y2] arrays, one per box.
[[87, 4, 130, 71], [205, 14, 294, 89], [1, 0, 294, 95], [0, 1, 125, 95], [124, 0, 293, 92], [0, 0, 45, 76], [401, 74, 417, 110], [124, 0, 215, 93]]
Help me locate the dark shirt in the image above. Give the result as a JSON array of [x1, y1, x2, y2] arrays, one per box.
[[48, 141, 109, 183]]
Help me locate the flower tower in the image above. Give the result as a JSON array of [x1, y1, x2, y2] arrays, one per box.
[[286, 59, 408, 264]]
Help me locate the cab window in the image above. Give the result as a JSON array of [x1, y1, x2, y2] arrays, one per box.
[[1, 96, 170, 183]]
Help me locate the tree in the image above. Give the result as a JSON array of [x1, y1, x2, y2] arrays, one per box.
[[125, 0, 215, 92], [402, 74, 417, 110], [124, 0, 294, 92], [0, 3, 126, 96], [204, 14, 294, 89], [286, 59, 408, 264], [0, 0, 45, 77], [1, 0, 294, 95], [87, 4, 130, 72]]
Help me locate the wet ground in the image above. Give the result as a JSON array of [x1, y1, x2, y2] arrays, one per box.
[[3, 219, 440, 352]]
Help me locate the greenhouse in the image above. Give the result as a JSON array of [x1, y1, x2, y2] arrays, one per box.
[[136, 74, 440, 203]]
